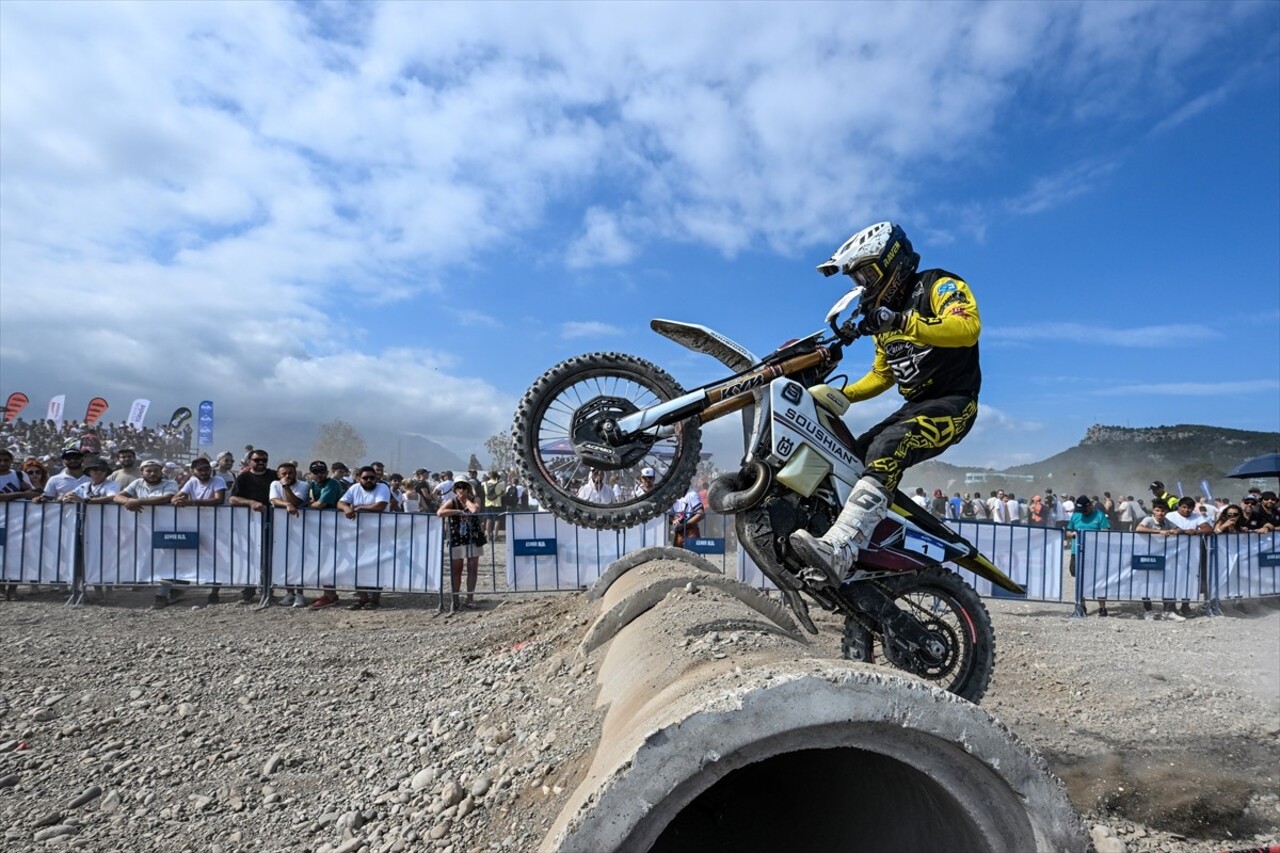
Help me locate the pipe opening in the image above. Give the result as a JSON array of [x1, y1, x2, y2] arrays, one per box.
[[649, 747, 991, 853]]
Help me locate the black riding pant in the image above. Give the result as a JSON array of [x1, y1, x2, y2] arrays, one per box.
[[855, 395, 978, 492]]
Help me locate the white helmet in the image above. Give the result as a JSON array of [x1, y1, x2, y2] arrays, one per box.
[[818, 221, 919, 311]]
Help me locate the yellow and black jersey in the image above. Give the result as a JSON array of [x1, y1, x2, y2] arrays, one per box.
[[843, 269, 982, 403]]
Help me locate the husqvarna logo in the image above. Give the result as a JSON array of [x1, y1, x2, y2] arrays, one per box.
[[777, 436, 794, 457], [781, 383, 803, 404]]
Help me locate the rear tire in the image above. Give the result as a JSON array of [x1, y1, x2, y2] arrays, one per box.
[[512, 352, 702, 530], [841, 564, 995, 704]]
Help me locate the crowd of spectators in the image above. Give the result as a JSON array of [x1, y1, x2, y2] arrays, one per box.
[[1, 418, 193, 465], [907, 479, 1278, 534]]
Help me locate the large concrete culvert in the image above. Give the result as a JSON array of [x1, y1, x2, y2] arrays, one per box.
[[544, 548, 1086, 852]]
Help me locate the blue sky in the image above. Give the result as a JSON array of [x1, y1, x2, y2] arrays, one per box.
[[1, 0, 1277, 471]]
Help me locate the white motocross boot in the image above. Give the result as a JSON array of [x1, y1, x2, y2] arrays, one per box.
[[790, 476, 890, 587]]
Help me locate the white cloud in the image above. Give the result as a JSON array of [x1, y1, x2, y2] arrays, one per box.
[[988, 323, 1220, 348], [565, 207, 636, 268], [560, 321, 624, 340], [1092, 380, 1280, 397]]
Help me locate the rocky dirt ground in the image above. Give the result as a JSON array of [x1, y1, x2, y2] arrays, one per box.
[[0, 579, 1277, 853]]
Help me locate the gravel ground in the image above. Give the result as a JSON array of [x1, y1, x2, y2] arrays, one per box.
[[1, 581, 1277, 853]]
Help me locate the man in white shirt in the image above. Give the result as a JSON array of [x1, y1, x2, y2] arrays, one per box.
[[339, 467, 392, 517], [172, 458, 227, 507], [37, 449, 89, 502], [338, 467, 392, 610], [115, 460, 179, 512], [987, 490, 1008, 523], [63, 459, 119, 504], [434, 470, 456, 505], [1004, 493, 1022, 524], [670, 487, 705, 549], [576, 469, 615, 503], [1163, 497, 1211, 618]]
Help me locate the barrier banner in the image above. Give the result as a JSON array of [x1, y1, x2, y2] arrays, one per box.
[[1210, 531, 1280, 601], [946, 521, 1065, 601], [126, 399, 151, 430], [197, 401, 214, 447], [0, 502, 78, 584], [737, 548, 777, 591], [83, 504, 262, 587], [1078, 530, 1200, 604], [269, 508, 442, 593], [506, 512, 667, 590], [47, 394, 66, 427], [84, 397, 109, 426], [4, 391, 29, 423]]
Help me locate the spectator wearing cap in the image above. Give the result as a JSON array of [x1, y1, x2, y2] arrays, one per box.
[[36, 449, 89, 502], [64, 459, 119, 504], [1257, 491, 1280, 530], [213, 451, 238, 487], [633, 467, 656, 498], [109, 448, 139, 489], [116, 459, 179, 512], [306, 461, 345, 610], [1149, 481, 1179, 512], [1066, 494, 1111, 616]]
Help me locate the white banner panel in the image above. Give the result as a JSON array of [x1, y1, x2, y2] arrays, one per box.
[[0, 503, 77, 584], [1211, 532, 1280, 600], [269, 508, 442, 593], [737, 547, 776, 590], [945, 521, 1065, 601], [506, 512, 667, 590], [1078, 530, 1200, 603], [83, 504, 262, 587]]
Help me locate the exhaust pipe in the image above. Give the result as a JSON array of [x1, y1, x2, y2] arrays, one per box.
[[544, 551, 1085, 852], [706, 460, 771, 514]]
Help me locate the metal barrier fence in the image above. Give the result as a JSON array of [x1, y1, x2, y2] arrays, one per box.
[[0, 502, 78, 587], [3, 504, 1277, 615], [1077, 529, 1200, 608], [1208, 531, 1279, 614], [269, 507, 443, 595], [82, 503, 263, 590]]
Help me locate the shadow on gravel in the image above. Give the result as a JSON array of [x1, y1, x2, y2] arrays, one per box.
[[1047, 735, 1280, 839]]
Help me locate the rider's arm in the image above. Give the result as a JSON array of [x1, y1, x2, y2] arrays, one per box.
[[842, 343, 895, 402], [902, 277, 981, 348]]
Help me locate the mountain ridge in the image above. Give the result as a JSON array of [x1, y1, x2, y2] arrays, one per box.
[[905, 423, 1278, 503]]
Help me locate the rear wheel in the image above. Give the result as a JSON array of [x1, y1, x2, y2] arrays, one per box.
[[842, 565, 994, 703], [512, 352, 702, 530]]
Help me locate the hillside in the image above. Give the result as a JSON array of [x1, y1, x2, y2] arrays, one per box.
[[906, 424, 1279, 503]]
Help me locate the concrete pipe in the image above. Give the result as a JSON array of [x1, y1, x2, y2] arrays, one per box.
[[545, 552, 1085, 852]]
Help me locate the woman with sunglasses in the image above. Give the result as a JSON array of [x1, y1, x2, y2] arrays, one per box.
[[1214, 504, 1246, 533], [437, 480, 485, 611]]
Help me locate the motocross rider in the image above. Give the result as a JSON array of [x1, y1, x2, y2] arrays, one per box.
[[790, 222, 981, 587]]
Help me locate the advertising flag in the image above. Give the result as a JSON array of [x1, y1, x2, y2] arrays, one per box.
[[47, 394, 66, 426], [126, 399, 151, 430], [168, 406, 193, 428], [84, 397, 110, 426], [3, 392, 29, 422], [1200, 480, 1212, 502], [197, 400, 214, 447]]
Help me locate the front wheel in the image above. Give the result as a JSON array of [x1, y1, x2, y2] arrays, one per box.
[[512, 352, 702, 530], [841, 565, 995, 704]]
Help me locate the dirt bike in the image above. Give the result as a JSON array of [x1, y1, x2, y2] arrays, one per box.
[[511, 286, 1023, 703]]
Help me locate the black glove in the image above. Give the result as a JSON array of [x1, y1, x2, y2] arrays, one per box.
[[857, 306, 904, 335]]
